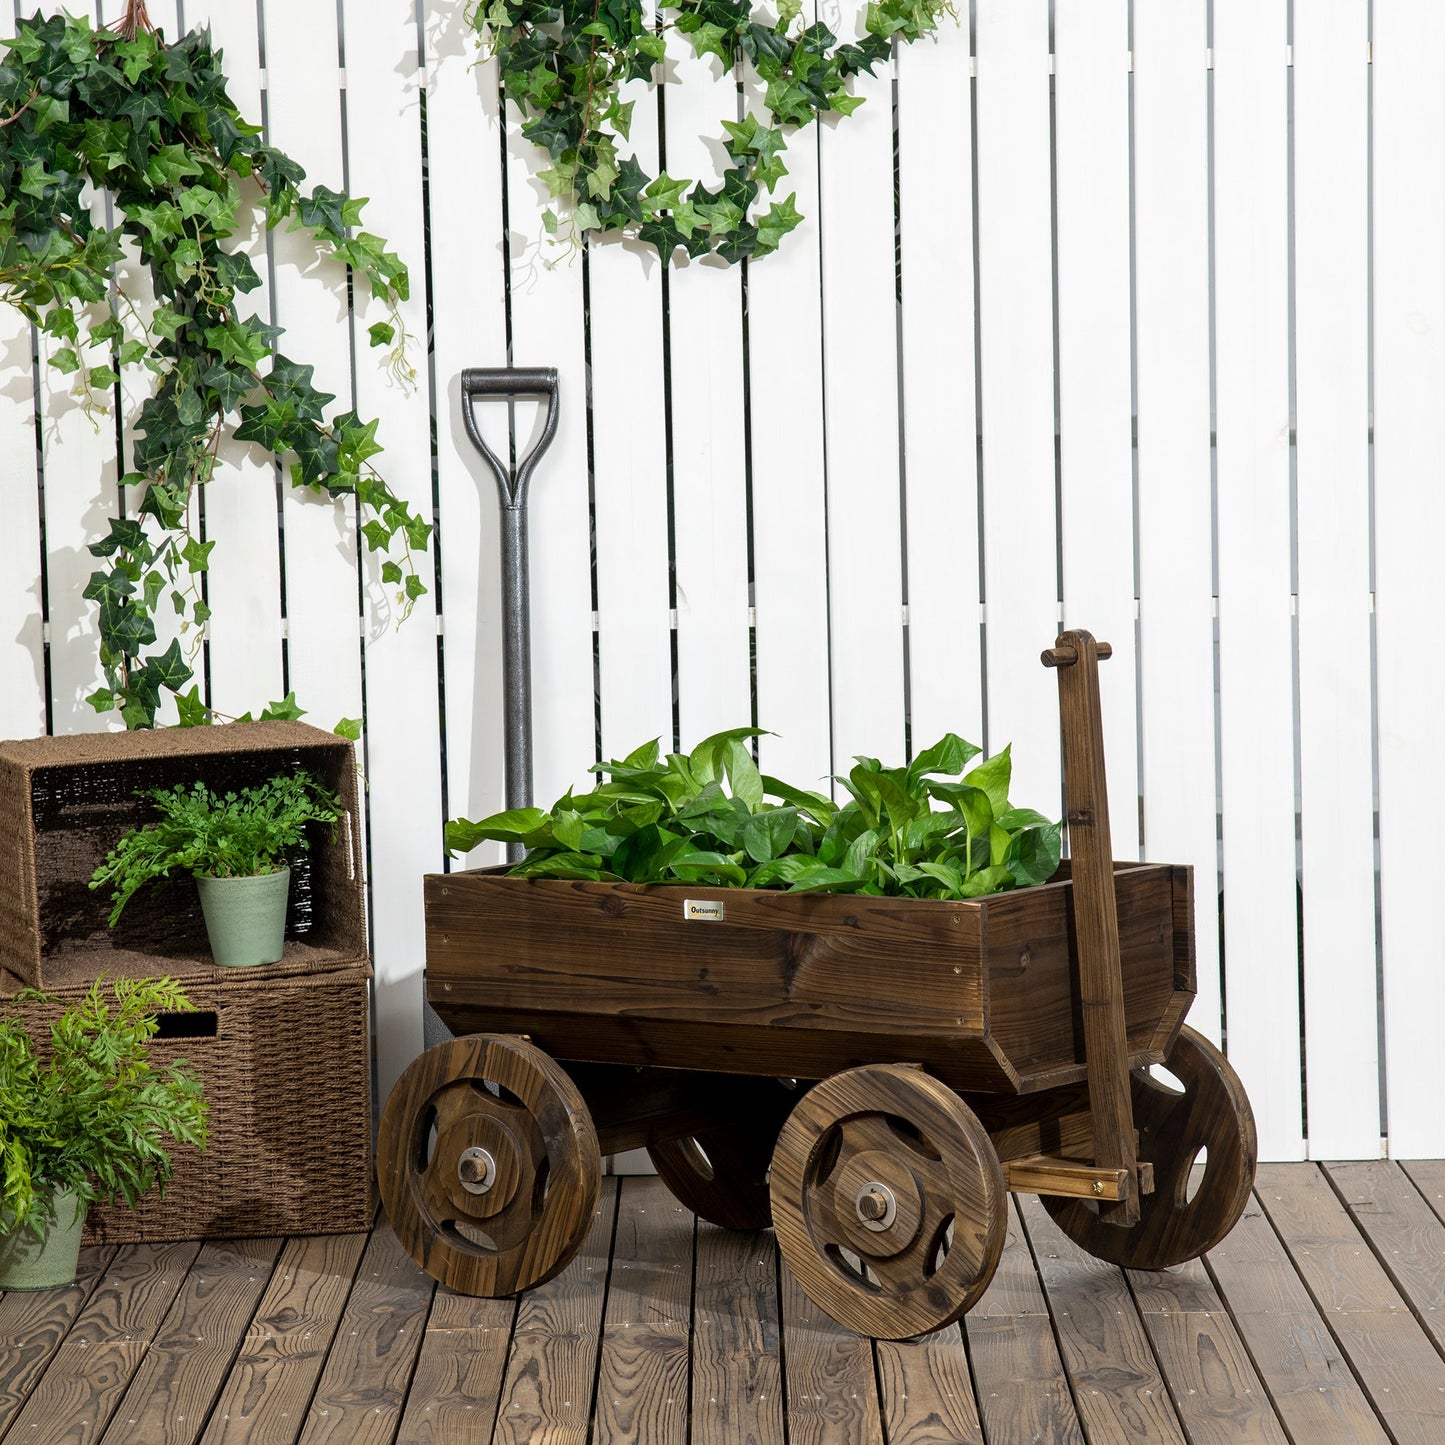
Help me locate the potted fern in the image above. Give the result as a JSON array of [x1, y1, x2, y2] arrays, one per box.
[[0, 978, 208, 1290], [90, 771, 343, 968]]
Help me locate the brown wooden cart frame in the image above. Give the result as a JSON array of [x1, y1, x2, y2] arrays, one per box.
[[379, 631, 1257, 1340]]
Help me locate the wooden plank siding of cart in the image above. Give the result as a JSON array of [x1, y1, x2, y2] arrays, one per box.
[[422, 862, 1194, 1101]]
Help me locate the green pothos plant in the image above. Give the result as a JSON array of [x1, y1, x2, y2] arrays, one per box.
[[470, 0, 951, 263], [0, 2, 429, 729]]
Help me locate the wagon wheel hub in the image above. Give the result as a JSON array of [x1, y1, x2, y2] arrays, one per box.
[[855, 1184, 895, 1228], [428, 1085, 540, 1236], [831, 1146, 924, 1255], [457, 1146, 497, 1193]]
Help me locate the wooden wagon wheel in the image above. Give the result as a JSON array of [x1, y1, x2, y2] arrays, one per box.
[[377, 1034, 601, 1296], [649, 1128, 774, 1230], [645, 1089, 790, 1232], [1042, 1026, 1256, 1269], [770, 1064, 1007, 1340]]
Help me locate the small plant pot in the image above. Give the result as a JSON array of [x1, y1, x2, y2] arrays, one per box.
[[197, 867, 290, 967], [0, 1187, 87, 1291]]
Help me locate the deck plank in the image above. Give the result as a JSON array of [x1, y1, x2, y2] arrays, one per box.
[[690, 1225, 782, 1445], [593, 1177, 693, 1444], [0, 1245, 116, 1439], [1399, 1159, 1445, 1227], [1205, 1191, 1390, 1444], [6, 1240, 200, 1445], [965, 1199, 1084, 1444], [99, 1236, 283, 1445], [1127, 1252, 1289, 1445], [1256, 1161, 1445, 1443], [1328, 1159, 1445, 1353], [1019, 1195, 1186, 1444], [874, 1328, 984, 1445], [201, 1229, 370, 1444], [391, 1285, 517, 1443], [295, 1220, 434, 1445], [780, 1260, 885, 1445], [491, 1179, 619, 1445]]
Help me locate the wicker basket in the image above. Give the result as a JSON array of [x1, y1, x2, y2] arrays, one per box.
[[0, 963, 375, 1244], [0, 721, 366, 990]]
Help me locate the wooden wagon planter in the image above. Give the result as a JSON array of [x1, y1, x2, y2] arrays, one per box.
[[378, 632, 1257, 1339]]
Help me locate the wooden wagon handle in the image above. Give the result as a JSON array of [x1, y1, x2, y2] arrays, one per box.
[[1046, 629, 1140, 1228], [1041, 640, 1112, 667]]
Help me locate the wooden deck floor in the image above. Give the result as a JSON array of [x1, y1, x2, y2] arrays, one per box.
[[5, 1162, 1445, 1443]]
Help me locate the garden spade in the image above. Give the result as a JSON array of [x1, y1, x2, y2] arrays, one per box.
[[458, 367, 560, 846]]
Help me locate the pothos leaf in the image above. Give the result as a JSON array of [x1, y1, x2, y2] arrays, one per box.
[[456, 727, 1056, 904]]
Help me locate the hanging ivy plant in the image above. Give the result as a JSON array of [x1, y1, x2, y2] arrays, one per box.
[[0, 3, 428, 729], [470, 0, 950, 263]]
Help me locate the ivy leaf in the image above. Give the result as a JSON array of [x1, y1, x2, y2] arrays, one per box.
[[181, 536, 216, 573], [259, 692, 306, 722], [688, 20, 733, 63], [333, 717, 362, 742], [764, 75, 815, 125], [753, 150, 789, 192], [199, 360, 255, 414], [234, 400, 294, 452], [754, 192, 803, 254], [211, 247, 261, 294], [145, 144, 203, 189], [86, 573, 155, 656], [88, 517, 148, 558], [265, 354, 335, 423], [290, 425, 339, 485], [334, 412, 383, 468], [174, 684, 210, 727], [643, 171, 691, 213], [113, 34, 159, 83], [148, 637, 194, 692], [721, 113, 760, 156], [151, 307, 186, 342], [203, 316, 277, 370]]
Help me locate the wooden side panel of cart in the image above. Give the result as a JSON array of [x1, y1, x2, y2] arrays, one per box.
[[424, 862, 1194, 1095]]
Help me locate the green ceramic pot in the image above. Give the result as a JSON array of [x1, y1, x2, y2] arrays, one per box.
[[0, 1186, 87, 1291], [196, 867, 290, 967]]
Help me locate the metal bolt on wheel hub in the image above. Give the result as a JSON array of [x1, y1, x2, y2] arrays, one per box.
[[855, 1181, 898, 1231], [458, 1146, 497, 1195]]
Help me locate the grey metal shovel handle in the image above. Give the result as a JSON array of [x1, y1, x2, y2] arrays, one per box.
[[459, 368, 560, 829], [460, 367, 560, 511]]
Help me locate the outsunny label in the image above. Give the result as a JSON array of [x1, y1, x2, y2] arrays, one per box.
[[684, 899, 725, 922]]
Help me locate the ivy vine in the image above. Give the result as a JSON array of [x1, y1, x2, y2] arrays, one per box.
[[0, 5, 428, 729], [470, 0, 950, 263]]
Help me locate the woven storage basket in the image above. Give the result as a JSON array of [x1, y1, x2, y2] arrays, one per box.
[[0, 963, 375, 1244], [0, 721, 365, 990]]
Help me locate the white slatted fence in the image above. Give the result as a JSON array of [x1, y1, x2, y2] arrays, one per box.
[[2, 0, 1436, 1160], [1374, 1, 1445, 1161], [1213, 0, 1302, 1161]]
